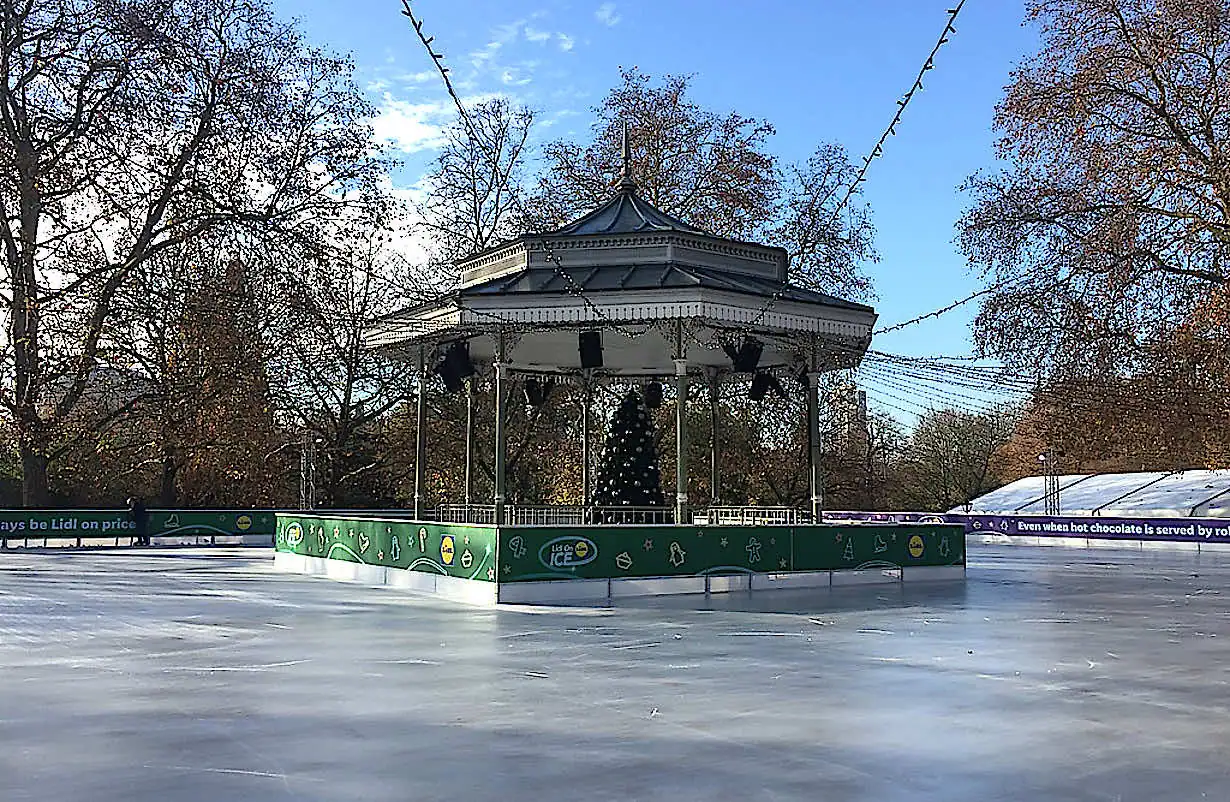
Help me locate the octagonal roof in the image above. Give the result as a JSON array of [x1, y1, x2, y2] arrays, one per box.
[[365, 163, 877, 376]]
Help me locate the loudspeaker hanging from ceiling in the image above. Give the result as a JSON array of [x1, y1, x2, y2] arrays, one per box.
[[578, 330, 603, 369], [722, 338, 763, 373], [434, 340, 475, 393], [523, 376, 556, 407], [749, 371, 786, 402], [642, 381, 664, 409]]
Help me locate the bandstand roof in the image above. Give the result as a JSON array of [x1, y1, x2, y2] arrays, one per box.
[[366, 172, 877, 378]]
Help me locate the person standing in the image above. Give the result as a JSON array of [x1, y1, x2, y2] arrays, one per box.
[[127, 497, 150, 546]]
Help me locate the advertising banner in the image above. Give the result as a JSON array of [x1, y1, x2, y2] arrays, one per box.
[[0, 509, 276, 545], [825, 511, 1230, 544], [275, 514, 498, 582], [497, 523, 964, 583]]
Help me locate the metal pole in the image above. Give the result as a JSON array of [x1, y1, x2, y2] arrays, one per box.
[[299, 434, 308, 510], [307, 439, 317, 510], [807, 371, 824, 522], [581, 377, 592, 508], [674, 320, 688, 525], [493, 335, 509, 526], [708, 371, 720, 507], [464, 377, 474, 507], [413, 346, 428, 520]]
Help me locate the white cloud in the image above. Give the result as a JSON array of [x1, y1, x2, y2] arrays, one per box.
[[371, 95, 452, 155], [595, 3, 621, 26], [470, 40, 502, 68], [525, 26, 552, 43], [501, 68, 532, 87], [396, 70, 438, 85], [557, 33, 575, 52]]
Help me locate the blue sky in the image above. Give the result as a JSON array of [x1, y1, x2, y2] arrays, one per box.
[[273, 0, 1037, 375]]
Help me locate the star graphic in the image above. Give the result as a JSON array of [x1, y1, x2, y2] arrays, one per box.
[[643, 538, 654, 551], [378, 551, 384, 560], [696, 530, 703, 538], [770, 537, 776, 546], [464, 534, 470, 545], [891, 533, 898, 542], [835, 533, 843, 542], [719, 537, 729, 548], [502, 565, 511, 575], [487, 567, 496, 581], [779, 557, 788, 570]]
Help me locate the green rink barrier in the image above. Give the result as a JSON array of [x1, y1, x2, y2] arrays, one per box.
[[0, 509, 276, 548], [498, 523, 964, 583], [274, 512, 963, 589], [274, 514, 498, 582]]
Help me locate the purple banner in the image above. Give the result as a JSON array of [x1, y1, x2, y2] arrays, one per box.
[[824, 511, 1230, 543]]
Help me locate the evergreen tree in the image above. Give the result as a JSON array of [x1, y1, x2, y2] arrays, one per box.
[[593, 390, 664, 509]]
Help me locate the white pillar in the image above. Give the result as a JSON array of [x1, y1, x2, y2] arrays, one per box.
[[413, 346, 428, 520], [708, 372, 720, 507], [463, 377, 474, 507], [675, 357, 689, 525], [493, 361, 509, 526], [807, 371, 823, 522]]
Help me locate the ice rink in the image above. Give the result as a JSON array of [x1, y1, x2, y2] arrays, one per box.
[[2, 545, 1229, 801]]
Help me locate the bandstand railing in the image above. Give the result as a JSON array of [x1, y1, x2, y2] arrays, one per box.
[[435, 504, 809, 527], [437, 504, 677, 526], [697, 506, 812, 526]]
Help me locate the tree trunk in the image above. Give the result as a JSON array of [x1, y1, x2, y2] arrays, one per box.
[[19, 443, 49, 508], [159, 448, 179, 507]]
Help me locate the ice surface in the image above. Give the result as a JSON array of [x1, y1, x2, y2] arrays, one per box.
[[4, 547, 1230, 801]]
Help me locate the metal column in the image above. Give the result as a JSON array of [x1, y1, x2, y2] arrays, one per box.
[[708, 371, 720, 506], [674, 321, 689, 525], [413, 346, 428, 520], [463, 377, 474, 507], [807, 371, 824, 522], [493, 339, 509, 526], [580, 379, 592, 507]]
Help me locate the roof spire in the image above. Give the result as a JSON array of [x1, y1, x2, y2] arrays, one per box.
[[618, 120, 638, 192]]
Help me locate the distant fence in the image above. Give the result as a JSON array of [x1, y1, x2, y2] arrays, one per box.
[[825, 511, 1230, 547], [0, 509, 276, 549]]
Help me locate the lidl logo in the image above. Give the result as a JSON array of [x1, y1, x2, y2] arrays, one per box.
[[539, 536, 598, 570], [908, 534, 925, 558], [236, 515, 252, 531], [441, 535, 455, 566], [285, 522, 304, 546]]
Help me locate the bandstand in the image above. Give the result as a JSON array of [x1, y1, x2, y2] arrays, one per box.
[[273, 146, 965, 604]]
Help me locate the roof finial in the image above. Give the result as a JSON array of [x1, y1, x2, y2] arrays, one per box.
[[618, 119, 637, 192]]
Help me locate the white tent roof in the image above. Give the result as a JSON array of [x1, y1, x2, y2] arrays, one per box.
[[957, 470, 1230, 518]]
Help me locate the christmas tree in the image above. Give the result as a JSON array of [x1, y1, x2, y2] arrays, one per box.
[[593, 390, 664, 511]]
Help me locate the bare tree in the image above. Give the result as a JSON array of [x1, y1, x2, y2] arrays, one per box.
[[898, 407, 1016, 511], [271, 231, 422, 507], [0, 0, 386, 504], [418, 98, 533, 266]]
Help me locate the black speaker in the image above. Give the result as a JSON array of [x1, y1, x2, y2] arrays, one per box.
[[643, 381, 663, 409], [578, 330, 603, 369], [445, 340, 475, 378], [523, 376, 555, 407], [436, 359, 464, 393], [434, 340, 474, 393], [723, 339, 763, 372], [749, 371, 784, 402]]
